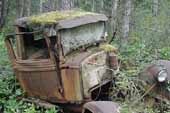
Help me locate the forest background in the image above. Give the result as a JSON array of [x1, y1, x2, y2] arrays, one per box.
[[1, 0, 170, 112]]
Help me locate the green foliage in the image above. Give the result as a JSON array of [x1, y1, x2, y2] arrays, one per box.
[[24, 104, 36, 113], [110, 39, 168, 112], [160, 47, 170, 60]]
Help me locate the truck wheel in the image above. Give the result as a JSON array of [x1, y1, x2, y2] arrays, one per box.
[[82, 101, 120, 113], [83, 109, 92, 113]]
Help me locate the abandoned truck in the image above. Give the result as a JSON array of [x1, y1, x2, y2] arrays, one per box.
[[5, 10, 120, 113], [139, 60, 170, 101]]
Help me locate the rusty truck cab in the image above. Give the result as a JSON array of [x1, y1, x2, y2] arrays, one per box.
[[5, 10, 119, 112]]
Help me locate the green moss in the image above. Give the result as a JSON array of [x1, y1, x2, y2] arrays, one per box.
[[28, 10, 98, 25], [100, 44, 118, 52]]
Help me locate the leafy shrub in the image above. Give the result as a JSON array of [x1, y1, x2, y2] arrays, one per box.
[[159, 47, 170, 60]]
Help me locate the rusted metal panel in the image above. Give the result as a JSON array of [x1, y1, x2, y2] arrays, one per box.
[[14, 60, 56, 72], [139, 60, 170, 84], [16, 70, 64, 101], [61, 68, 83, 101], [81, 51, 109, 98], [108, 53, 118, 70], [17, 71, 34, 96], [5, 37, 16, 63], [139, 60, 170, 100], [83, 101, 120, 113], [64, 51, 92, 67]]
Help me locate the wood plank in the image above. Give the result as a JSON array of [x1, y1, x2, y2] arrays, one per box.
[[16, 27, 26, 59]]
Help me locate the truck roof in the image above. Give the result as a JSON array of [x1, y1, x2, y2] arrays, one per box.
[[15, 10, 108, 30]]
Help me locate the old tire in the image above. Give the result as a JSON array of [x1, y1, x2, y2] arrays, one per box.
[[82, 101, 120, 113]]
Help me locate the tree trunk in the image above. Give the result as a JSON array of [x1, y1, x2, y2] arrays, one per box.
[[16, 0, 31, 18], [60, 0, 74, 10], [122, 0, 132, 45], [152, 0, 158, 48], [100, 0, 104, 13], [111, 0, 119, 36], [4, 0, 9, 18], [16, 0, 24, 18], [152, 0, 158, 16], [26, 0, 31, 16], [40, 0, 59, 13], [74, 0, 80, 8], [0, 0, 5, 28], [40, 0, 43, 13], [92, 0, 95, 12]]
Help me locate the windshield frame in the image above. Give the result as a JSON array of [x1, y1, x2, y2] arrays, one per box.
[[60, 22, 107, 56]]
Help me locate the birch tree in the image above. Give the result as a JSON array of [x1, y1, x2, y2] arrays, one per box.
[[122, 0, 132, 45]]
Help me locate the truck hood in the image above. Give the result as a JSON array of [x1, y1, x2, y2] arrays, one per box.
[[63, 50, 111, 98]]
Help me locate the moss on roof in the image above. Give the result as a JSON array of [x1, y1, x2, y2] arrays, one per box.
[[28, 10, 99, 25], [100, 44, 118, 52]]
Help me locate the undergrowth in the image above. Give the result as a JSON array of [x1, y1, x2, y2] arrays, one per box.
[[110, 37, 170, 113], [1, 28, 170, 113]]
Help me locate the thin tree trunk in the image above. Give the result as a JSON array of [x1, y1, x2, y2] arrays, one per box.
[[40, 0, 60, 12], [16, 0, 24, 18], [74, 0, 80, 8], [100, 0, 104, 13], [111, 0, 119, 36], [16, 0, 31, 18], [20, 0, 24, 17], [26, 0, 31, 16], [152, 0, 159, 48], [0, 0, 4, 29], [0, 0, 5, 28], [122, 0, 132, 45], [4, 0, 9, 18], [152, 0, 158, 16], [92, 0, 95, 12], [40, 0, 43, 13], [0, 0, 10, 28], [60, 0, 74, 10], [55, 0, 60, 10]]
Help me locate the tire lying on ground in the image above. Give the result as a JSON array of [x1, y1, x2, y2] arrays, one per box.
[[139, 60, 170, 100]]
